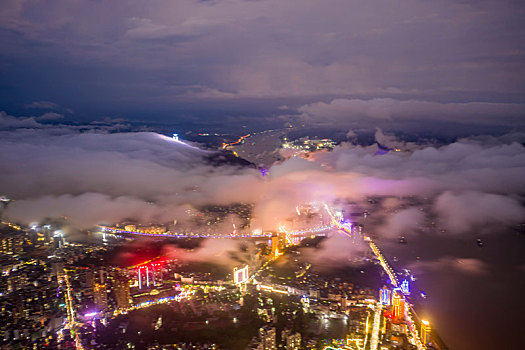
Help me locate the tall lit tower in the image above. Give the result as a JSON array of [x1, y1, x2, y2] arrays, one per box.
[[392, 290, 405, 320], [259, 327, 276, 350], [113, 274, 130, 309], [271, 235, 280, 257], [281, 329, 301, 350], [233, 265, 249, 293], [421, 320, 432, 345], [400, 279, 410, 295], [379, 285, 391, 305], [93, 283, 108, 309]]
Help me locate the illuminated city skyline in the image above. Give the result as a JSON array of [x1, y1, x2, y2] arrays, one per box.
[[1, 1, 525, 349]]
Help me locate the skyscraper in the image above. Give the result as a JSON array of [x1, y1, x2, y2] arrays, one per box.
[[0, 234, 24, 255], [421, 320, 432, 345], [259, 327, 276, 350], [113, 276, 130, 309], [281, 329, 301, 350], [379, 285, 391, 305], [392, 290, 405, 320], [93, 283, 108, 310], [271, 236, 280, 257]]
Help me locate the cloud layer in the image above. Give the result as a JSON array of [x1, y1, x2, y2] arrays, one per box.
[[297, 98, 525, 125], [1, 113, 524, 238]]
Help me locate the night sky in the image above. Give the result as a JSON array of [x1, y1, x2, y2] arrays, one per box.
[[1, 1, 525, 349]]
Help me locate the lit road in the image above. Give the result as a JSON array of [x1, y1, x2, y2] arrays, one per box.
[[222, 133, 251, 149], [367, 239, 398, 287], [370, 303, 382, 350], [61, 270, 85, 350]]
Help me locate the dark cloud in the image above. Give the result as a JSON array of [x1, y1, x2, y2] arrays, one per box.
[[376, 207, 426, 238], [297, 98, 525, 125], [301, 233, 368, 267], [410, 256, 489, 275], [35, 112, 64, 121], [4, 193, 190, 228], [0, 0, 524, 124], [162, 239, 256, 268], [0, 111, 43, 129], [434, 191, 525, 234], [24, 101, 60, 110]]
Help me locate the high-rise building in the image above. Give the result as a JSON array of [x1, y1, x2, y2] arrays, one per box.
[[137, 265, 162, 289], [259, 327, 276, 350], [113, 276, 130, 309], [379, 285, 391, 305], [271, 236, 279, 257], [270, 232, 287, 257], [84, 270, 94, 288], [0, 234, 24, 255], [392, 290, 405, 320], [400, 279, 410, 295], [421, 320, 432, 345], [12, 297, 25, 321], [93, 283, 108, 310], [233, 265, 249, 285], [281, 329, 301, 350], [51, 262, 64, 278]]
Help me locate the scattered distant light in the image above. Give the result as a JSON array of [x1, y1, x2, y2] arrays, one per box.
[[422, 319, 430, 325]]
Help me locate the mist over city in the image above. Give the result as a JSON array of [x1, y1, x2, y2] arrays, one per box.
[[0, 1, 524, 350]]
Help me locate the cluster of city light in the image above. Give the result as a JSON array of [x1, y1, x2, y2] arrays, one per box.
[[257, 284, 289, 294], [0, 220, 22, 231], [100, 223, 334, 240], [114, 290, 194, 315], [100, 225, 275, 238], [96, 203, 432, 349], [322, 336, 367, 350], [120, 281, 226, 314], [325, 202, 430, 350], [1, 200, 433, 348]]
